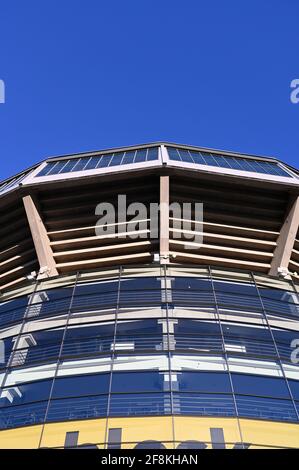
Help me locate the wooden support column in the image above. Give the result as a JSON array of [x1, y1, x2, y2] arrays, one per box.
[[160, 175, 170, 264], [269, 195, 299, 276], [23, 195, 58, 278]]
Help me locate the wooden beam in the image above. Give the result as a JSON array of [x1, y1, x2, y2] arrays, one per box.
[[170, 239, 273, 261], [54, 240, 154, 262], [269, 195, 299, 276], [56, 252, 153, 272], [160, 176, 169, 263], [23, 195, 58, 278], [170, 251, 270, 272]]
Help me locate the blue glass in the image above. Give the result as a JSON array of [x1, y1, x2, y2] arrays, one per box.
[[116, 319, 162, 336], [36, 147, 159, 176], [57, 159, 78, 172], [236, 395, 297, 422], [178, 149, 193, 163], [174, 393, 235, 417], [72, 281, 118, 312], [172, 277, 212, 291], [176, 372, 231, 393], [65, 322, 115, 341], [62, 337, 112, 356], [167, 148, 181, 161], [0, 402, 48, 429], [71, 158, 90, 172], [215, 156, 232, 168], [0, 380, 53, 407], [174, 319, 220, 336], [111, 372, 166, 393], [84, 156, 102, 170], [201, 152, 220, 166], [109, 153, 124, 166], [109, 393, 170, 416], [24, 343, 61, 365], [189, 151, 206, 165], [135, 149, 147, 163], [147, 147, 159, 161], [122, 151, 135, 164], [35, 161, 57, 176], [289, 380, 299, 400], [47, 395, 108, 421], [232, 374, 291, 399], [97, 154, 113, 167], [167, 147, 292, 177], [0, 296, 28, 327], [52, 374, 110, 398]]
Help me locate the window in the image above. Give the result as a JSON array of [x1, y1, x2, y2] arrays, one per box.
[[167, 147, 292, 177], [36, 147, 159, 177], [232, 374, 291, 399]]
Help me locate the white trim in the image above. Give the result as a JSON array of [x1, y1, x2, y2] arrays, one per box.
[[23, 159, 163, 186], [166, 160, 299, 186]]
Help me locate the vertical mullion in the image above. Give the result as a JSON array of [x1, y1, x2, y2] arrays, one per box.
[[0, 279, 39, 390], [38, 271, 80, 448], [251, 272, 299, 422], [104, 265, 122, 449], [163, 263, 176, 449], [208, 266, 245, 448]]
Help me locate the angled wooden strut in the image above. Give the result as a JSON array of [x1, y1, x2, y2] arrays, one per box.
[[269, 195, 299, 276], [160, 175, 170, 264], [23, 194, 58, 278]]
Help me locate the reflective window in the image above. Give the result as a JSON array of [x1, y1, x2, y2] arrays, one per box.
[[173, 393, 235, 417], [52, 374, 110, 398], [0, 271, 298, 430], [0, 402, 47, 429], [176, 372, 231, 393], [232, 374, 291, 399], [167, 147, 292, 177], [36, 147, 159, 177], [0, 379, 52, 407], [72, 281, 119, 312], [109, 393, 170, 417], [111, 372, 166, 393], [236, 395, 297, 422], [47, 395, 108, 422]]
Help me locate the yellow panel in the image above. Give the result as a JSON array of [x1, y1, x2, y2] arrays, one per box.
[[0, 425, 42, 449], [106, 416, 174, 448], [0, 417, 299, 449], [173, 416, 241, 448], [40, 419, 106, 448], [240, 419, 299, 449]]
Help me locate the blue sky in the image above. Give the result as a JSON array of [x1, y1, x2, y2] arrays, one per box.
[[0, 0, 298, 180]]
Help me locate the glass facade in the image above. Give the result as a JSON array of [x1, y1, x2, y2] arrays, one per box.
[[167, 147, 293, 177], [0, 265, 298, 448], [36, 147, 159, 177], [0, 170, 33, 196]]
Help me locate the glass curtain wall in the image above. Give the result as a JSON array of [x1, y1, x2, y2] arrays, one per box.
[[0, 265, 298, 448]]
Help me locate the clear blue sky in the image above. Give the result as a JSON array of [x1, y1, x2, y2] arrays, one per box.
[[0, 0, 298, 180]]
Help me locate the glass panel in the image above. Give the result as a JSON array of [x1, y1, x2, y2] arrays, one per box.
[[236, 395, 297, 421], [134, 149, 147, 163], [51, 374, 110, 398], [0, 402, 47, 429], [47, 395, 108, 422], [176, 372, 231, 393], [232, 373, 291, 399], [111, 372, 166, 393], [3, 379, 51, 403], [109, 393, 170, 416], [167, 147, 292, 177], [173, 393, 235, 417]]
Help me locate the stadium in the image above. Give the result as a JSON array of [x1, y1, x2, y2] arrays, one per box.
[[0, 142, 298, 448]]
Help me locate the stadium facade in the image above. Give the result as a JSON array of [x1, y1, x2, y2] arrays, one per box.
[[0, 142, 298, 449]]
